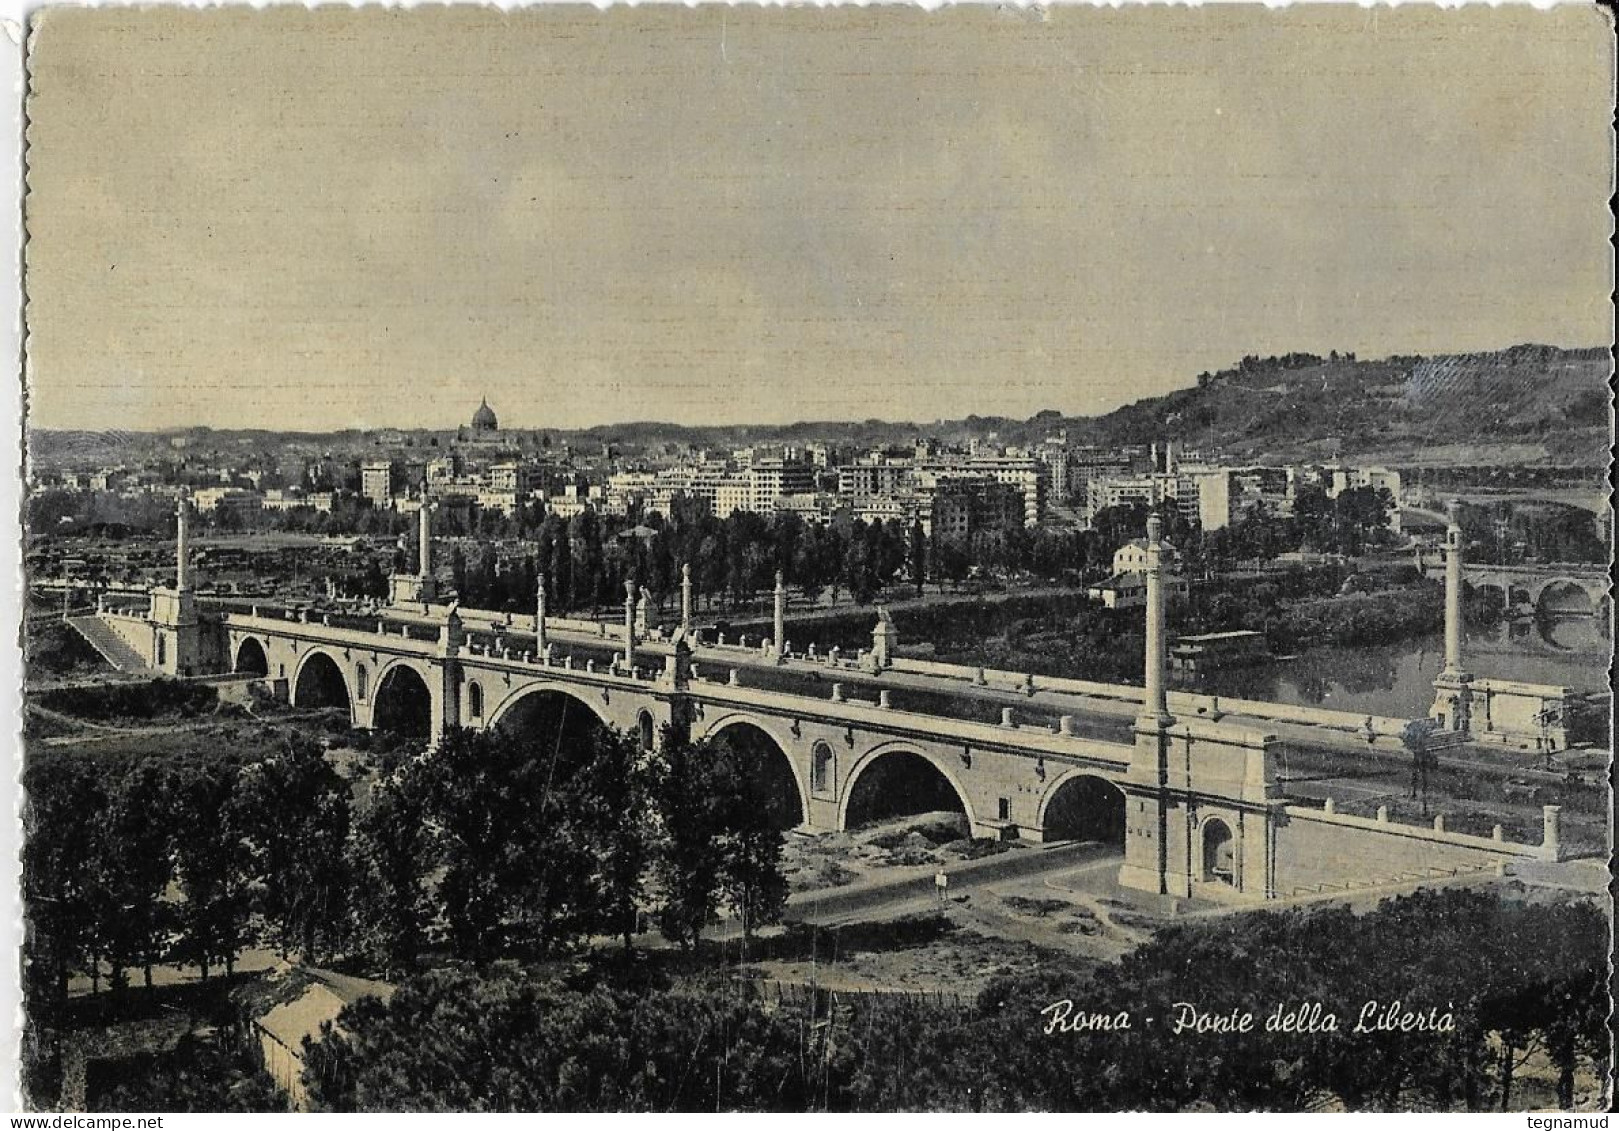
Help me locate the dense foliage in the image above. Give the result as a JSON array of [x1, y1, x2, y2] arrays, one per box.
[[302, 888, 1610, 1112], [22, 737, 352, 1020], [24, 716, 794, 1015], [35, 678, 218, 721], [90, 1033, 286, 1113]]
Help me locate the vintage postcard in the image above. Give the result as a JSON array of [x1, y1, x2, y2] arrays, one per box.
[[11, 3, 1614, 1115]]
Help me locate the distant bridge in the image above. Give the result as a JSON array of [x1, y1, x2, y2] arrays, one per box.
[[1418, 559, 1611, 618]]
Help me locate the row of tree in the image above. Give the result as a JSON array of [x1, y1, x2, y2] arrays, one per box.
[[357, 719, 790, 974], [22, 717, 793, 1029], [299, 887, 1610, 1112], [23, 739, 353, 1020]]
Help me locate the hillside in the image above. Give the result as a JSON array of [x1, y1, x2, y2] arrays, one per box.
[[27, 344, 1611, 473], [1069, 344, 1612, 468]]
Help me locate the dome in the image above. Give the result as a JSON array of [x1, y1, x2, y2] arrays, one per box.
[[472, 397, 499, 432]]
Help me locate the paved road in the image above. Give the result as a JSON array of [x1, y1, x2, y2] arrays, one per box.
[[774, 840, 1115, 929]]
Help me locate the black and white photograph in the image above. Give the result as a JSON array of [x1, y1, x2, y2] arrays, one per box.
[[9, 3, 1615, 1114]]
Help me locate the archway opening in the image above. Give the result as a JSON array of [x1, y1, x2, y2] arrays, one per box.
[[493, 689, 613, 781], [234, 638, 269, 677], [843, 750, 968, 833], [1201, 818, 1236, 886], [293, 652, 350, 715], [811, 741, 835, 795], [373, 665, 432, 741], [1537, 582, 1596, 619], [1041, 775, 1125, 847], [637, 710, 656, 753], [708, 722, 803, 830]]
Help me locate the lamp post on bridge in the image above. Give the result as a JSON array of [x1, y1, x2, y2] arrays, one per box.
[[536, 569, 547, 655], [772, 570, 788, 663]]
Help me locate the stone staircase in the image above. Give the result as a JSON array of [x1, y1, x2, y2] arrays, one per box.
[[66, 615, 149, 673]]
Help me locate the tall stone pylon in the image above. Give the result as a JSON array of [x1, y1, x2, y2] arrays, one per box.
[[1118, 510, 1179, 898], [1443, 502, 1465, 674], [174, 494, 191, 592], [623, 578, 638, 670], [392, 486, 439, 605], [147, 493, 199, 675], [1141, 512, 1173, 728], [417, 487, 433, 579], [1431, 500, 1473, 732], [680, 562, 693, 636]]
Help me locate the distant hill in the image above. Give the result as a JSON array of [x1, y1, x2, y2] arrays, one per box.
[[1064, 344, 1612, 468]]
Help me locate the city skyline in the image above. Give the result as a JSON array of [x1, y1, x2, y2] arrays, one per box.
[[23, 5, 1614, 433], [25, 335, 1612, 439]]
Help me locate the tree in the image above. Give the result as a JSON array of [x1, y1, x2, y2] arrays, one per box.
[[420, 727, 601, 961], [654, 734, 728, 950], [577, 726, 660, 953], [21, 754, 103, 1014], [351, 765, 434, 977], [170, 758, 254, 980], [909, 519, 928, 596], [95, 761, 176, 989], [238, 738, 353, 964], [710, 739, 789, 947]]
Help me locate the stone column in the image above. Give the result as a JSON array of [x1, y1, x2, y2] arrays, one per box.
[[773, 570, 787, 662], [1142, 512, 1172, 727], [1431, 500, 1473, 732], [1443, 502, 1464, 675], [418, 493, 433, 579], [175, 496, 190, 592], [680, 562, 693, 635], [535, 570, 548, 654], [623, 579, 637, 670]]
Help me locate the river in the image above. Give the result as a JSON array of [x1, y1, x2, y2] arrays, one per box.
[[1175, 616, 1611, 719]]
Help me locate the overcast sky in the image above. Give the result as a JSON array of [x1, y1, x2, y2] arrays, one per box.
[[23, 5, 1614, 433]]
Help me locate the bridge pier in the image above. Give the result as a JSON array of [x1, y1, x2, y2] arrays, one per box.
[[430, 608, 465, 738], [1118, 718, 1278, 902], [1115, 512, 1278, 903]]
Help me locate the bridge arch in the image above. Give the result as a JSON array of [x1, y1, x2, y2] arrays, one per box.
[[838, 741, 976, 834], [233, 636, 269, 677], [1036, 771, 1125, 846], [485, 680, 614, 733], [291, 648, 352, 718], [371, 660, 433, 740], [1470, 581, 1509, 615], [1536, 579, 1597, 619], [699, 714, 807, 829]]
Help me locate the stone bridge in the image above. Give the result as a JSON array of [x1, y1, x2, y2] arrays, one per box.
[[74, 498, 1573, 907], [221, 605, 1279, 892], [1420, 559, 1611, 618]]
